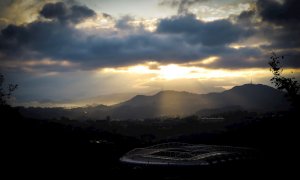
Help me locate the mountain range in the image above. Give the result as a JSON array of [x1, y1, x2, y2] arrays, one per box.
[[19, 84, 290, 120]]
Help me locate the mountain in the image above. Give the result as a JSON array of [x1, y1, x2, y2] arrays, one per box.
[[110, 91, 202, 119], [19, 84, 290, 120], [110, 84, 289, 119], [203, 84, 289, 110]]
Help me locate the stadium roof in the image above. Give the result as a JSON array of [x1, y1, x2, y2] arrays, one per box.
[[120, 142, 257, 167]]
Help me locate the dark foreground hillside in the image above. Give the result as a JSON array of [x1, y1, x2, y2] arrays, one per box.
[[2, 105, 298, 179]]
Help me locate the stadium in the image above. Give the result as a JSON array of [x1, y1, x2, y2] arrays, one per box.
[[120, 142, 258, 167]]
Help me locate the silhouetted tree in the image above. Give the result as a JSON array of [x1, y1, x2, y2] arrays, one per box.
[[0, 73, 18, 106], [268, 52, 300, 108]]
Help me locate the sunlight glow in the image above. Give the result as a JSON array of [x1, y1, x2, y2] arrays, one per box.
[[201, 56, 219, 65], [75, 14, 115, 30], [186, 56, 219, 66], [159, 64, 191, 80], [130, 18, 158, 32], [229, 44, 247, 49], [25, 59, 75, 67], [98, 61, 295, 81], [127, 65, 155, 74]]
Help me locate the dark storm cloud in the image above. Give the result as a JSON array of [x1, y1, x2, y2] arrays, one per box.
[[157, 14, 254, 46], [115, 16, 134, 30], [102, 13, 113, 19], [0, 21, 75, 58], [229, 0, 300, 68], [159, 0, 208, 14], [257, 0, 300, 25], [0, 20, 207, 68], [0, 1, 261, 71], [262, 26, 300, 49], [40, 2, 96, 24], [4, 1, 299, 71], [40, 2, 68, 20], [235, 10, 256, 25], [255, 0, 300, 49], [203, 47, 266, 69]]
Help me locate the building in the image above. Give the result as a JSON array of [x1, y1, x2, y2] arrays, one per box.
[[120, 142, 257, 167]]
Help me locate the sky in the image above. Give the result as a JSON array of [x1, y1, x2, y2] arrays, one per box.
[[0, 0, 299, 107]]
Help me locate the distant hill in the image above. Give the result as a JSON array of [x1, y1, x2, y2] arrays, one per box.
[[203, 84, 289, 111], [110, 84, 289, 119], [19, 84, 290, 120]]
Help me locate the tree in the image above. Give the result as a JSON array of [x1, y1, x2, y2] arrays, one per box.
[[268, 52, 300, 108], [0, 73, 18, 106]]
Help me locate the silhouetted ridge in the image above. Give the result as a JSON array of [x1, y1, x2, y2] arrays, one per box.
[[155, 90, 195, 96], [20, 84, 290, 120], [226, 83, 277, 93], [216, 84, 287, 111]]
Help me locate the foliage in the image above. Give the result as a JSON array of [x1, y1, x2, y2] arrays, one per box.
[[268, 52, 300, 107], [0, 73, 18, 106]]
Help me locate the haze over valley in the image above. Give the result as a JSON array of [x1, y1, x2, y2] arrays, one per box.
[[19, 84, 289, 120]]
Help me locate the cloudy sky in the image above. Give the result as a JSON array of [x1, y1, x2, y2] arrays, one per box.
[[0, 0, 299, 107]]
